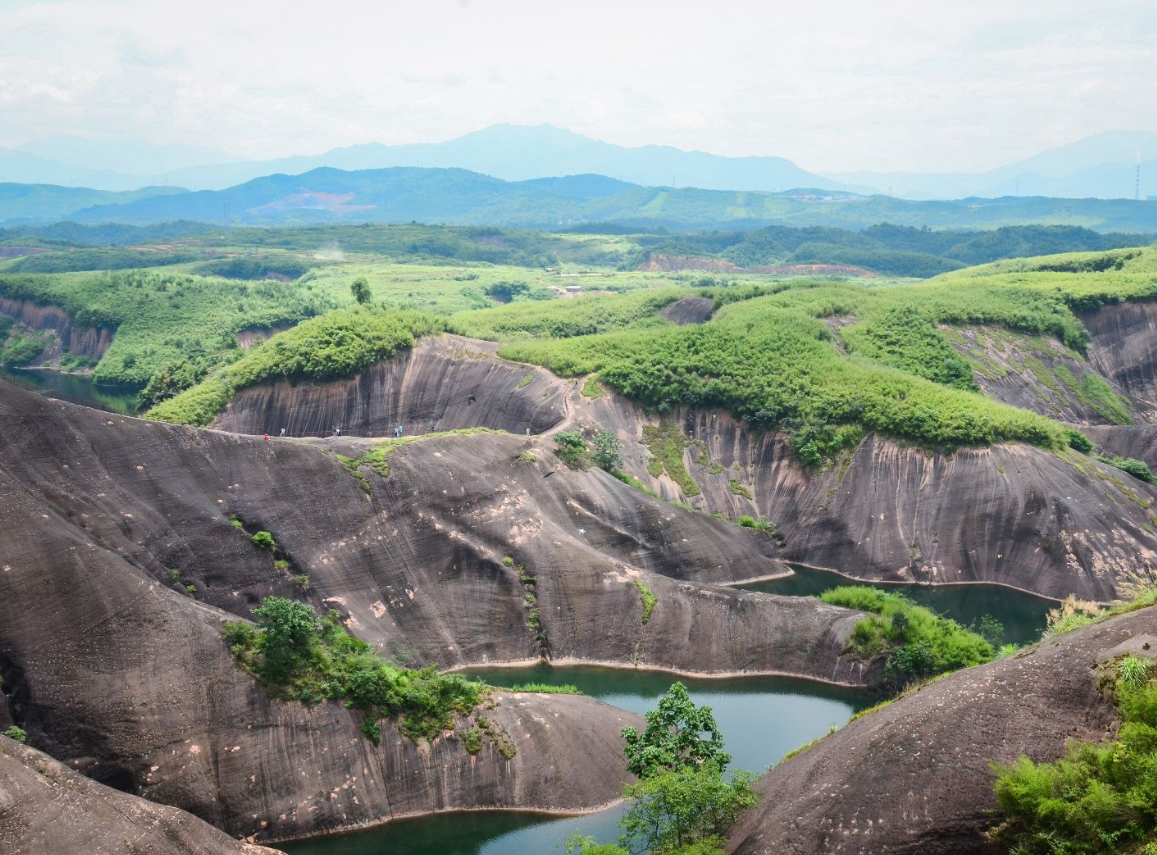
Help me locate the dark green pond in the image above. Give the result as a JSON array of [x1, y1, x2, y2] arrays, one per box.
[[0, 366, 140, 414], [739, 564, 1055, 645], [276, 666, 875, 855]]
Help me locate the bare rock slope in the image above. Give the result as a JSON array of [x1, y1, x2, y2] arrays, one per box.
[[211, 334, 571, 437], [0, 737, 278, 855], [570, 393, 1157, 602], [727, 605, 1157, 855], [0, 380, 867, 843]]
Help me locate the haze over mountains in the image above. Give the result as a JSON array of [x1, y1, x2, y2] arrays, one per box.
[[6, 166, 1157, 233], [2, 124, 1155, 201]]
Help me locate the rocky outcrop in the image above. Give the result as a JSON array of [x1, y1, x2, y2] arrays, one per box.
[[570, 396, 1157, 601], [0, 297, 113, 362], [727, 605, 1157, 855], [211, 334, 570, 437], [638, 254, 739, 273], [235, 327, 289, 350], [0, 737, 278, 855], [659, 296, 714, 325], [1084, 301, 1157, 422]]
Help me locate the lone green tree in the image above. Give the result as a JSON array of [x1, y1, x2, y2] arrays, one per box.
[[252, 597, 317, 681], [622, 681, 729, 778], [591, 431, 622, 472], [350, 276, 371, 305]]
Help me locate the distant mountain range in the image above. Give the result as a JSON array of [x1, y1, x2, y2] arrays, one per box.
[[3, 125, 1155, 200], [5, 166, 1157, 233]]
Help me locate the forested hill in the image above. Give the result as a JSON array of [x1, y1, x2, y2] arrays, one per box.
[[6, 166, 1157, 232]]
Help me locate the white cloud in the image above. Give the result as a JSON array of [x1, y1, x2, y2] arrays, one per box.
[[0, 0, 1154, 172]]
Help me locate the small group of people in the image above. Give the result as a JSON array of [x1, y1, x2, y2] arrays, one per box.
[[393, 424, 404, 438]]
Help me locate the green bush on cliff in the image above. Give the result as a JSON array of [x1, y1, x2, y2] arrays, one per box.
[[2, 726, 26, 744], [149, 306, 445, 425], [1, 328, 48, 366], [820, 587, 994, 687], [223, 597, 484, 744], [991, 658, 1157, 855]]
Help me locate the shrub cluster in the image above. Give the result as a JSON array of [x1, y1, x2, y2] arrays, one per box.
[[819, 586, 994, 687], [991, 655, 1157, 854], [223, 597, 484, 744]]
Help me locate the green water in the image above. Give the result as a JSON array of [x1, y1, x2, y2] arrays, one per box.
[[0, 366, 140, 414], [741, 564, 1055, 645], [276, 666, 874, 855]]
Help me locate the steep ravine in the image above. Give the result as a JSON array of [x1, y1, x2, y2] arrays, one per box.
[[0, 380, 871, 844]]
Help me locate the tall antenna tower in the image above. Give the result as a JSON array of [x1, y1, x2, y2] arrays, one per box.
[[1137, 150, 1142, 202]]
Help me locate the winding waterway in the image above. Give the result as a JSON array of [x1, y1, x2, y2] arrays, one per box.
[[276, 667, 874, 855], [740, 564, 1055, 645], [0, 365, 140, 414], [276, 570, 1057, 854]]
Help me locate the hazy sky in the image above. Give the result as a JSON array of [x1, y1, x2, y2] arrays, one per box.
[[2, 0, 1155, 173]]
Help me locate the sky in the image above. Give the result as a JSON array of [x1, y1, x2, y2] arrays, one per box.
[[1, 0, 1156, 173]]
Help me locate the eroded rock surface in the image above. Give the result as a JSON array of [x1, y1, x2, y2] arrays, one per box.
[[1085, 302, 1157, 422], [727, 606, 1157, 855], [0, 380, 869, 842], [571, 397, 1157, 601], [0, 737, 278, 855], [211, 334, 570, 437], [0, 297, 113, 364]]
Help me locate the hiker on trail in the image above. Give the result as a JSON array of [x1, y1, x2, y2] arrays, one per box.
[[280, 427, 286, 437], [335, 426, 341, 437], [264, 433, 269, 442], [396, 425, 404, 438]]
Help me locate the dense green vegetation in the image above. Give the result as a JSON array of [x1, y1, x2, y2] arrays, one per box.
[[223, 597, 485, 744], [991, 654, 1157, 855], [192, 255, 319, 281], [2, 725, 27, 744], [0, 269, 333, 387], [500, 288, 1072, 464], [451, 288, 683, 340], [4, 247, 202, 273], [149, 306, 444, 424], [636, 224, 1154, 278], [0, 324, 47, 366], [819, 587, 994, 687]]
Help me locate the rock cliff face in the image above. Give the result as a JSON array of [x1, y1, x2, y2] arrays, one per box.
[[1085, 301, 1157, 422], [0, 380, 869, 842], [571, 397, 1157, 602], [1082, 424, 1157, 469], [202, 325, 1157, 602], [0, 737, 279, 855], [944, 324, 1138, 426], [727, 605, 1157, 855], [0, 297, 113, 362], [212, 335, 570, 437]]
